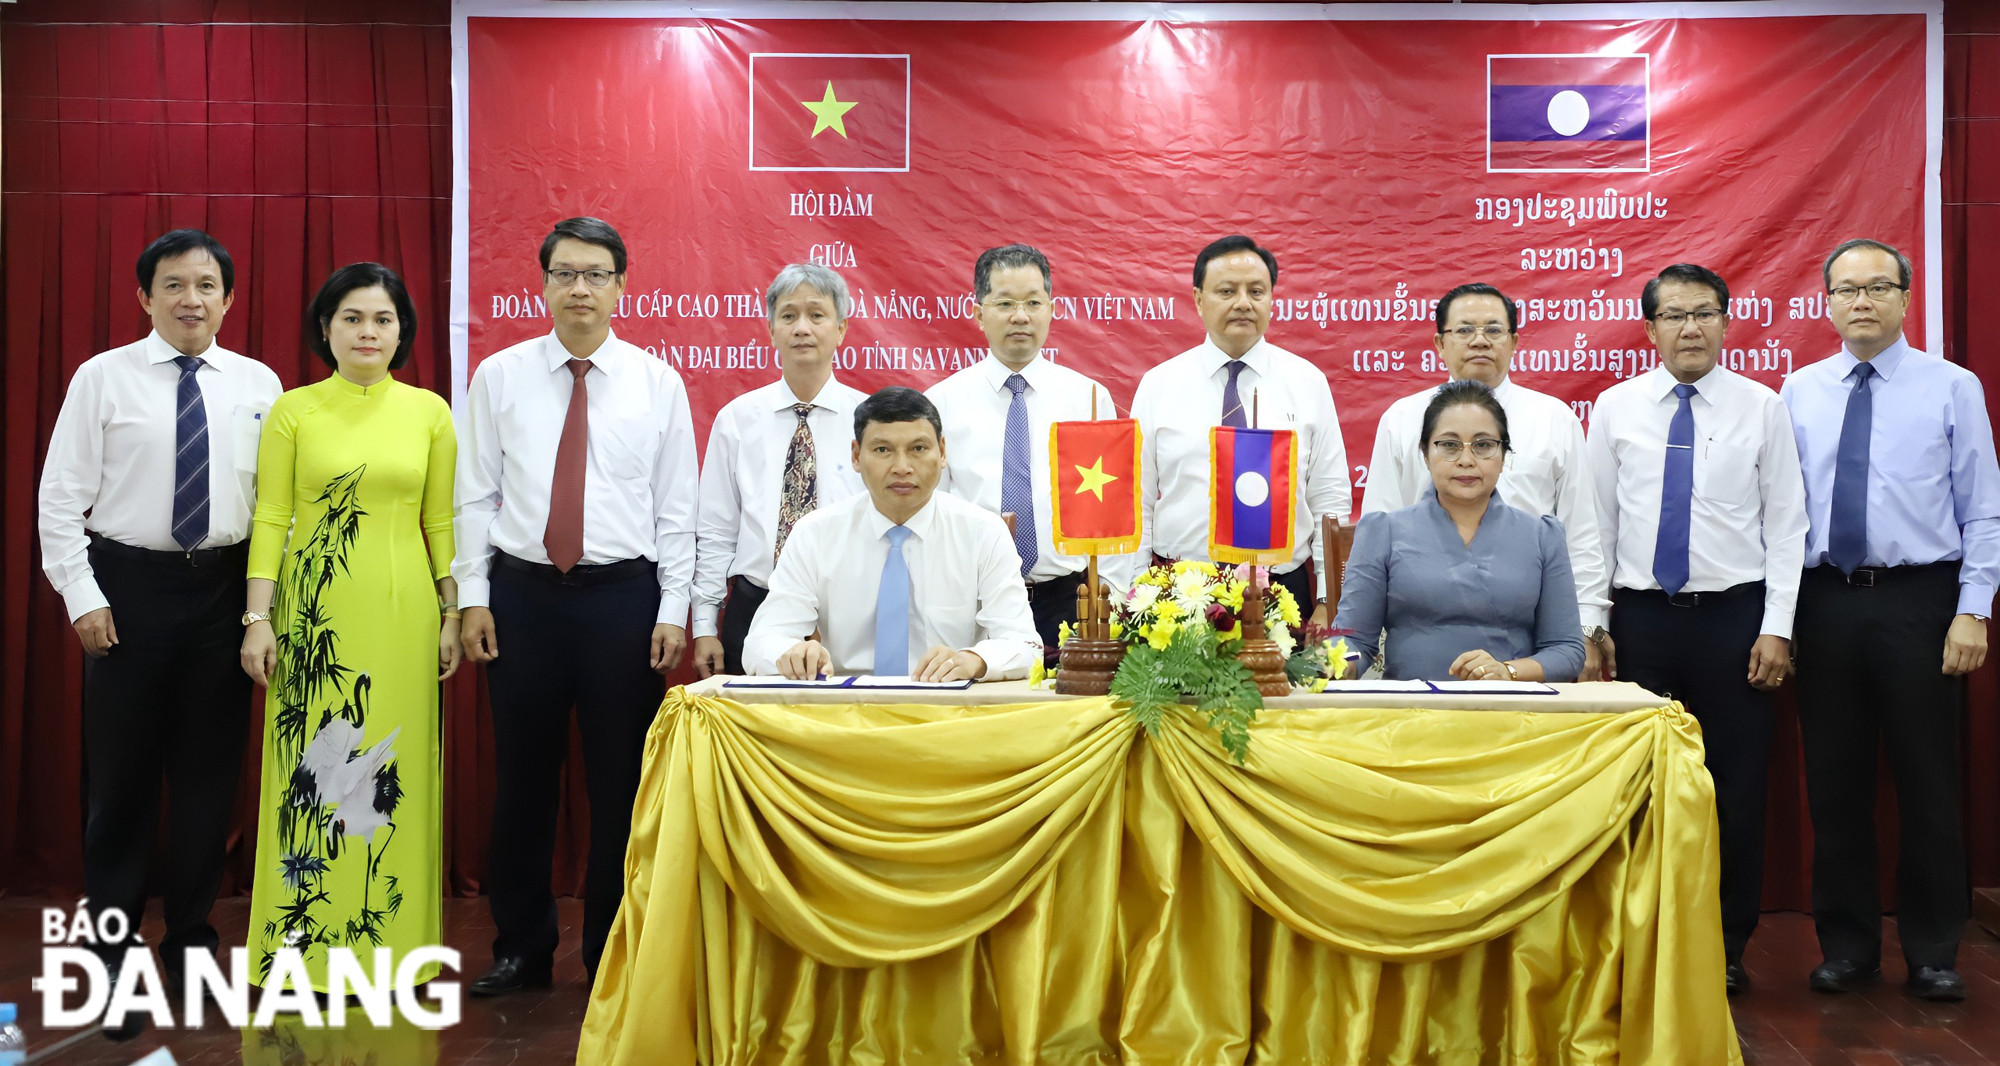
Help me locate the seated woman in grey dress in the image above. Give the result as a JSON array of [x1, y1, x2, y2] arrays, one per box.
[[1335, 380, 1585, 682]]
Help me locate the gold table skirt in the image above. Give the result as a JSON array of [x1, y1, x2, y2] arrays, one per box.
[[579, 685, 1739, 1065]]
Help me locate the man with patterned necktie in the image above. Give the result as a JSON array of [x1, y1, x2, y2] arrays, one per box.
[[742, 387, 1042, 682], [454, 217, 700, 995], [1584, 262, 1807, 997], [1783, 239, 2000, 1003], [691, 262, 867, 677], [928, 244, 1119, 662], [37, 229, 281, 1003]]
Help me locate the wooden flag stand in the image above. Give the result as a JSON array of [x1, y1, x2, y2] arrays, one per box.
[[1233, 390, 1291, 697], [1056, 390, 1128, 695]]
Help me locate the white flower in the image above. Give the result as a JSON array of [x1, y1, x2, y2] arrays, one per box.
[[1171, 568, 1211, 602], [1125, 584, 1160, 612], [1273, 625, 1297, 658]]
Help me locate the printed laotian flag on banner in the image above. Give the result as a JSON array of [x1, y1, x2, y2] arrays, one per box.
[[749, 53, 911, 171], [1487, 54, 1649, 173], [1049, 419, 1142, 555], [1208, 428, 1297, 565]]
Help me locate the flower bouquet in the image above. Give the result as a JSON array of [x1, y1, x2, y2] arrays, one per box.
[[1082, 560, 1352, 761]]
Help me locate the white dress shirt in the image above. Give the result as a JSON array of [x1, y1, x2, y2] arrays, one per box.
[[38, 330, 282, 620], [453, 330, 700, 625], [1586, 364, 1809, 638], [691, 375, 867, 638], [741, 491, 1043, 679], [1120, 337, 1351, 592], [1364, 376, 1611, 629], [926, 352, 1122, 583]]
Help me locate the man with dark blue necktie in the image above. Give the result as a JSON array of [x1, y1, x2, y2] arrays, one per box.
[[928, 244, 1119, 663], [37, 230, 282, 1006], [1782, 239, 2000, 1003], [1584, 263, 1808, 997]]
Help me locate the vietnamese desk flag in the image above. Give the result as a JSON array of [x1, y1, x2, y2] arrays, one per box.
[[1209, 427, 1297, 565], [1049, 419, 1141, 556], [749, 53, 911, 171], [1487, 54, 1648, 173]]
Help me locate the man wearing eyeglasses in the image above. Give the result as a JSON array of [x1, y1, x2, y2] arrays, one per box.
[[927, 244, 1117, 661], [453, 216, 700, 996], [1780, 239, 2000, 1003], [1362, 282, 1611, 678], [1584, 262, 1808, 996]]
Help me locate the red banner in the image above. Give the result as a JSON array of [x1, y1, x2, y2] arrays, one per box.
[[456, 4, 1937, 511]]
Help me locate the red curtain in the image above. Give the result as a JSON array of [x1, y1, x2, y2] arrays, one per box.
[[0, 0, 612, 902], [1, 0, 1995, 914]]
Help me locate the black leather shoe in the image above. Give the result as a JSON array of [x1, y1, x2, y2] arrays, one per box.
[[468, 956, 552, 997], [1906, 966, 1966, 1002], [1810, 959, 1880, 993], [1725, 960, 1748, 996]]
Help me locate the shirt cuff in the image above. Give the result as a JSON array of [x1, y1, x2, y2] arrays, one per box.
[[1758, 606, 1795, 641], [1957, 582, 1996, 618], [657, 593, 691, 627], [691, 602, 721, 640], [60, 577, 110, 623], [1577, 604, 1609, 631], [456, 575, 492, 611], [968, 640, 1036, 681]]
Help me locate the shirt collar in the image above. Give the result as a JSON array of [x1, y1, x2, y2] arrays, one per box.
[[1647, 363, 1723, 403], [145, 329, 215, 365], [1197, 336, 1271, 381], [1837, 333, 1911, 382], [862, 492, 939, 541], [979, 352, 1049, 393], [774, 374, 850, 411], [543, 329, 616, 373]]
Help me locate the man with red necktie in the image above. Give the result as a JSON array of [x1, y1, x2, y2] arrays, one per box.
[[453, 217, 699, 995]]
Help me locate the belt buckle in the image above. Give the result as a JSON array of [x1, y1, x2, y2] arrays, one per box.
[[1848, 569, 1877, 587], [1668, 591, 1701, 608]]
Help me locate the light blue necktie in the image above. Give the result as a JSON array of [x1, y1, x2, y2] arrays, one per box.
[[1828, 362, 1876, 574], [873, 524, 914, 676], [170, 356, 211, 552], [1652, 383, 1697, 595], [1000, 373, 1036, 577]]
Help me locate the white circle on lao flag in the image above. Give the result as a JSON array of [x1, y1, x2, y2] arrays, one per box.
[[1547, 90, 1590, 137], [1234, 471, 1270, 507]]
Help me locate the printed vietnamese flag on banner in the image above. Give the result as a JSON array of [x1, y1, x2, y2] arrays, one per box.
[[1049, 419, 1141, 556], [1209, 427, 1297, 565], [749, 53, 910, 171]]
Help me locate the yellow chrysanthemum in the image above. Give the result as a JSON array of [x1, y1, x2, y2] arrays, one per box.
[[1153, 599, 1183, 624], [1029, 657, 1047, 687], [1109, 621, 1125, 639], [1147, 618, 1179, 650], [1215, 581, 1245, 611], [1275, 586, 1302, 628], [1058, 620, 1074, 646], [1308, 677, 1328, 693], [1330, 637, 1351, 680]]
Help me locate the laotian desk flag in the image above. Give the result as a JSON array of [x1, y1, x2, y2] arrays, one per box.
[[1209, 427, 1297, 565], [1049, 419, 1141, 555], [1487, 54, 1649, 173], [749, 53, 911, 172]]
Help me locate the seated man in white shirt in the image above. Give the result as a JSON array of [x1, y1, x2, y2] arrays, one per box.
[[743, 387, 1043, 681]]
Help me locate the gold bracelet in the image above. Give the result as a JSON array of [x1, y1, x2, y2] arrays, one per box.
[[1502, 660, 1520, 682], [443, 610, 462, 619]]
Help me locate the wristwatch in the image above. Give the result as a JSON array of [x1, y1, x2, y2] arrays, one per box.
[[241, 611, 271, 626], [1583, 626, 1608, 645]]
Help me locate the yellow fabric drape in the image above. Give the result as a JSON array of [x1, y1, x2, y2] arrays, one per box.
[[579, 689, 1741, 1066]]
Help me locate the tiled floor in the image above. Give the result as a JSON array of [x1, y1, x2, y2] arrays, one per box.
[[1, 898, 1994, 1063]]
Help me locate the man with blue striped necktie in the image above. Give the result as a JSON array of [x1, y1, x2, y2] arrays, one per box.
[[928, 244, 1120, 665], [1583, 263, 1808, 998], [742, 387, 1042, 683], [1783, 240, 2000, 1003], [36, 230, 282, 1011]]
